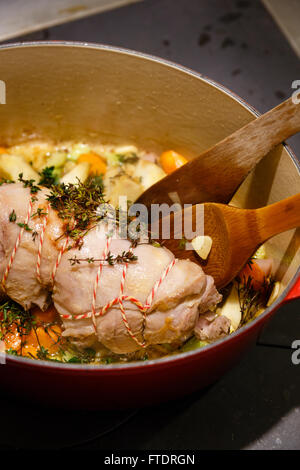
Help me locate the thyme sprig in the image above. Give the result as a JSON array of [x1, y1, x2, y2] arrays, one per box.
[[46, 177, 108, 242], [38, 166, 58, 187], [31, 207, 47, 218], [69, 250, 138, 266], [18, 173, 41, 194], [0, 178, 14, 186], [236, 274, 275, 326], [0, 300, 35, 341]]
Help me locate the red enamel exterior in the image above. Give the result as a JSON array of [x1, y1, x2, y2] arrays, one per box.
[[1, 320, 262, 409], [285, 277, 300, 302]]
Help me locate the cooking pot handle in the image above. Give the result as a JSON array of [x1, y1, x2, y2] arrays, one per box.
[[284, 277, 300, 303]]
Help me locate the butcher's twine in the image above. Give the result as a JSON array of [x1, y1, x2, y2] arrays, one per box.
[[36, 203, 50, 283], [1, 199, 33, 290], [2, 196, 176, 348]]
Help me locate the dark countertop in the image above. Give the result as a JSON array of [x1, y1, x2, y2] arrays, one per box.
[[1, 0, 299, 450]]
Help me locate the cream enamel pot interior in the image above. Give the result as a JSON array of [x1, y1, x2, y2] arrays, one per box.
[[0, 42, 299, 409]]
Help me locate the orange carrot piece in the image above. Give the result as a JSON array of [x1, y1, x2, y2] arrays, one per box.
[[0, 147, 7, 154], [3, 323, 22, 351], [24, 325, 62, 354], [2, 305, 62, 357], [78, 151, 107, 175], [238, 260, 266, 290], [32, 305, 58, 324], [160, 150, 188, 174]]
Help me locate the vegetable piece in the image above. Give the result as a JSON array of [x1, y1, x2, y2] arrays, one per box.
[[68, 143, 91, 161], [8, 142, 53, 171], [60, 162, 90, 184], [31, 305, 58, 323], [133, 159, 166, 190], [0, 154, 39, 182], [2, 322, 22, 351], [191, 235, 212, 260], [253, 245, 266, 259], [267, 281, 281, 306], [254, 258, 273, 278], [107, 175, 144, 207], [45, 150, 67, 169], [219, 286, 241, 332], [238, 260, 267, 291], [78, 151, 107, 175], [105, 146, 139, 166], [39, 166, 58, 186], [23, 324, 62, 357], [114, 145, 138, 155], [180, 336, 208, 352], [0, 147, 7, 154], [160, 150, 188, 174]]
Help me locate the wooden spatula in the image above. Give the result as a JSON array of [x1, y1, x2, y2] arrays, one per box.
[[155, 193, 300, 288], [137, 97, 300, 207]]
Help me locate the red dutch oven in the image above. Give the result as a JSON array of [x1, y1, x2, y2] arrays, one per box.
[[0, 42, 299, 409]]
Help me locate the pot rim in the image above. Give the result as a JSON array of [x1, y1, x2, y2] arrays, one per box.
[[0, 40, 299, 372]]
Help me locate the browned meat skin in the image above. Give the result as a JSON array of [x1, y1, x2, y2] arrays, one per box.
[[194, 311, 231, 342], [0, 183, 222, 355]]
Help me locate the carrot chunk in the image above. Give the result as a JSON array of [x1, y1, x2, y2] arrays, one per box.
[[160, 150, 188, 174], [32, 305, 58, 323], [78, 151, 107, 175], [238, 260, 267, 291], [3, 323, 22, 351]]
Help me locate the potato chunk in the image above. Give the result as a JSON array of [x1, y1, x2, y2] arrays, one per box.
[[0, 154, 39, 181], [60, 162, 90, 184]]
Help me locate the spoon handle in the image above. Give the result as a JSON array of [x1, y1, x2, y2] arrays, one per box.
[[256, 192, 300, 243], [138, 97, 300, 207], [185, 97, 300, 203]]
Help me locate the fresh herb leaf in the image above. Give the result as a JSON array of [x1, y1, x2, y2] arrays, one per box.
[[9, 209, 16, 222], [17, 222, 32, 232], [36, 346, 49, 360], [6, 348, 19, 356], [32, 231, 39, 242], [236, 275, 275, 326], [179, 237, 187, 250], [18, 173, 41, 194], [38, 166, 58, 187], [69, 250, 138, 266]]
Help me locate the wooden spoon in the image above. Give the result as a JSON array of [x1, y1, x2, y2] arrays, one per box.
[[137, 97, 300, 208], [155, 193, 300, 288]]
